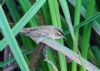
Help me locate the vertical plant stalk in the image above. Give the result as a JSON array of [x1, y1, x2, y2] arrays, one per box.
[[47, 0, 67, 71], [80, 0, 95, 71], [42, 1, 52, 24], [72, 0, 81, 71], [0, 5, 29, 71], [5, 0, 21, 23], [41, 1, 57, 71], [59, 0, 76, 45]]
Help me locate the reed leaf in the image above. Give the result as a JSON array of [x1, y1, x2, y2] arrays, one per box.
[[0, 5, 29, 71]]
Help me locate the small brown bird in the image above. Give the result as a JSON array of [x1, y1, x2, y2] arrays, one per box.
[[20, 25, 64, 43], [20, 26, 64, 71]]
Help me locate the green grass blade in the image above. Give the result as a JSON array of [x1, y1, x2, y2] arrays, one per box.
[[48, 0, 67, 71], [59, 0, 76, 44], [68, 0, 100, 36], [0, 0, 46, 51], [5, 0, 21, 22], [72, 0, 81, 71], [80, 0, 96, 71], [88, 48, 99, 67], [64, 12, 100, 36], [91, 46, 100, 67], [5, 0, 35, 64], [0, 5, 29, 71], [42, 1, 52, 24], [18, 0, 38, 27]]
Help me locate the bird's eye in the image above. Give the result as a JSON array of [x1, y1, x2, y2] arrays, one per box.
[[56, 32, 62, 36], [57, 30, 64, 36]]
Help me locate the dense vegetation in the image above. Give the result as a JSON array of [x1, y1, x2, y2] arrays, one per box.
[[0, 0, 100, 71]]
